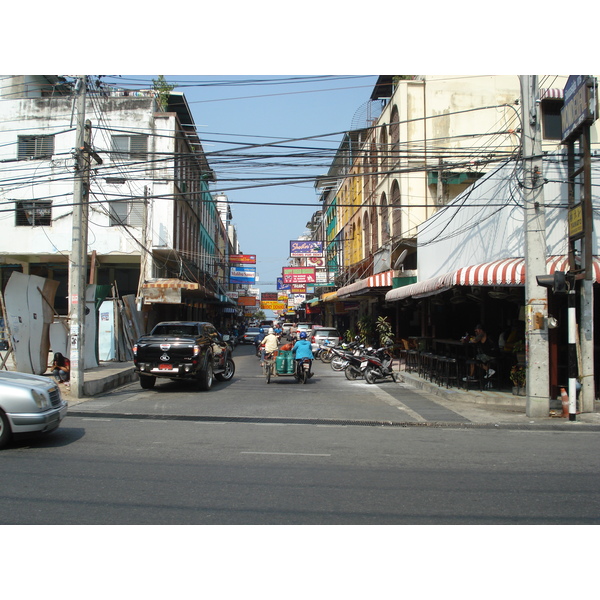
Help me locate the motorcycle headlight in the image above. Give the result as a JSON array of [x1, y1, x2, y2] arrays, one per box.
[[32, 390, 50, 409]]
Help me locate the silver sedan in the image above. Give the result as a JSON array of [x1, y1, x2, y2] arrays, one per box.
[[0, 371, 68, 448]]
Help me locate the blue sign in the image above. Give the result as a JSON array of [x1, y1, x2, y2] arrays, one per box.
[[230, 266, 256, 284], [277, 277, 291, 291]]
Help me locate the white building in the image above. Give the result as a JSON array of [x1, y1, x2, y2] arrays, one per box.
[[0, 75, 233, 328]]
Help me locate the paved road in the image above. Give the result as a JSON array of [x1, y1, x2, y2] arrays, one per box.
[[2, 345, 600, 525]]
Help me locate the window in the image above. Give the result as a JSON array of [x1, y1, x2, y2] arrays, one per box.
[[541, 100, 563, 141], [109, 200, 145, 227], [111, 135, 148, 161], [17, 135, 54, 160], [15, 200, 52, 226]]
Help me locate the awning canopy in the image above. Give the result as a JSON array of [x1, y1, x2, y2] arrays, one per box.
[[385, 256, 600, 302], [337, 270, 394, 298]]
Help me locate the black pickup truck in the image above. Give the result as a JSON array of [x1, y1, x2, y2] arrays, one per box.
[[133, 321, 235, 391]]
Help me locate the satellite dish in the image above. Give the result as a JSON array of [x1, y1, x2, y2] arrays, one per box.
[[393, 250, 408, 270]]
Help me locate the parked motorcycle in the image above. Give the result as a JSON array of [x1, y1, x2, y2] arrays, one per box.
[[344, 345, 375, 380], [363, 345, 399, 384], [330, 342, 361, 372]]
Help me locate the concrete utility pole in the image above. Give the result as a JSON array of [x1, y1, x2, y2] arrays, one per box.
[[520, 75, 550, 417], [69, 77, 89, 398]]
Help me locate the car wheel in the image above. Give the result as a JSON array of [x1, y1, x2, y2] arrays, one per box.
[[0, 410, 12, 449], [140, 375, 156, 389], [198, 356, 213, 391], [215, 357, 235, 382]]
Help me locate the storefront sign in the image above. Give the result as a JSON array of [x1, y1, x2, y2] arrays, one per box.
[[562, 75, 597, 142], [290, 240, 323, 257], [237, 296, 257, 307], [229, 254, 256, 264], [230, 266, 256, 284], [260, 301, 286, 310], [282, 267, 316, 284]]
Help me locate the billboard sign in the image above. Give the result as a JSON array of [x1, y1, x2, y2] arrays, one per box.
[[229, 254, 256, 264], [282, 267, 316, 284], [237, 296, 257, 307], [290, 240, 323, 257], [261, 301, 286, 311], [261, 292, 277, 301], [277, 277, 291, 291], [230, 266, 256, 284]]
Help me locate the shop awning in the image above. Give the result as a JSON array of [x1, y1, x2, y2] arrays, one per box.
[[385, 256, 600, 302], [321, 291, 338, 303], [337, 270, 394, 298]]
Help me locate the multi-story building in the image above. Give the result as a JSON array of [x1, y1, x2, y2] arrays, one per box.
[[0, 75, 236, 336], [316, 75, 579, 332]]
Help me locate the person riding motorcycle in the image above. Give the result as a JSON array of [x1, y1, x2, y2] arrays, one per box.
[[292, 331, 314, 378], [260, 327, 279, 365]]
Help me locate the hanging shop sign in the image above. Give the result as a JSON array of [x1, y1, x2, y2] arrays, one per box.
[[261, 292, 278, 301], [229, 254, 256, 264], [282, 267, 316, 284], [290, 240, 323, 258], [230, 266, 256, 284], [261, 301, 286, 311], [237, 296, 257, 307], [277, 277, 291, 291]]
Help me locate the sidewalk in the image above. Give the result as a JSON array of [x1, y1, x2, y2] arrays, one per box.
[[396, 364, 600, 426]]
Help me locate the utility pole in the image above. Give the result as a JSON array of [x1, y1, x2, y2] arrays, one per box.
[[520, 75, 550, 418], [69, 76, 89, 399]]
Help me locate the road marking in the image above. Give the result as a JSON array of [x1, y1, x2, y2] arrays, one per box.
[[240, 451, 331, 457], [364, 383, 427, 422]]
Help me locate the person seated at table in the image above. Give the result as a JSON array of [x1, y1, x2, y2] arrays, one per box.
[[463, 324, 496, 381]]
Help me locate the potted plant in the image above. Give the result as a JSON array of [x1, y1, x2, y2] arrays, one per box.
[[509, 365, 526, 395], [513, 340, 526, 365]]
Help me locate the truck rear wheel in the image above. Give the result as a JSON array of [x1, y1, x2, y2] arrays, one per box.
[[139, 375, 156, 389]]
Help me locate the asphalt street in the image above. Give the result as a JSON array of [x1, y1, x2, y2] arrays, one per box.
[[2, 344, 600, 525]]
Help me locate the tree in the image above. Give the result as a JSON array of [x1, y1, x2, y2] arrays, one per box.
[[152, 76, 174, 112]]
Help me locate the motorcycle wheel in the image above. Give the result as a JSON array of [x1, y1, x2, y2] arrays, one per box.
[[345, 366, 358, 381], [302, 368, 308, 384], [320, 349, 333, 363], [364, 366, 377, 385], [331, 356, 345, 371]]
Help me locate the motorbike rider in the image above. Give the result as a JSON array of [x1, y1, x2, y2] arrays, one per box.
[[260, 327, 279, 365], [292, 331, 314, 378], [254, 328, 265, 357]]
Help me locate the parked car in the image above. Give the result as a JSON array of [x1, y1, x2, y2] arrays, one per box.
[[309, 327, 342, 352], [133, 321, 235, 391], [0, 371, 69, 448], [241, 327, 262, 344]]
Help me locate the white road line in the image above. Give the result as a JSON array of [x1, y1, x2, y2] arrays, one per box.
[[240, 451, 331, 457]]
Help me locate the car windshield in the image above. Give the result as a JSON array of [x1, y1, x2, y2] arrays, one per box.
[[315, 330, 339, 336], [247, 328, 260, 333]]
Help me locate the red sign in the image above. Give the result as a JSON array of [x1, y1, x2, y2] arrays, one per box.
[[230, 254, 256, 264], [282, 267, 316, 284]]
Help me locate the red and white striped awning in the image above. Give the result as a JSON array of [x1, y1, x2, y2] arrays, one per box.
[[337, 269, 394, 298], [386, 256, 600, 302], [540, 88, 564, 100]]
